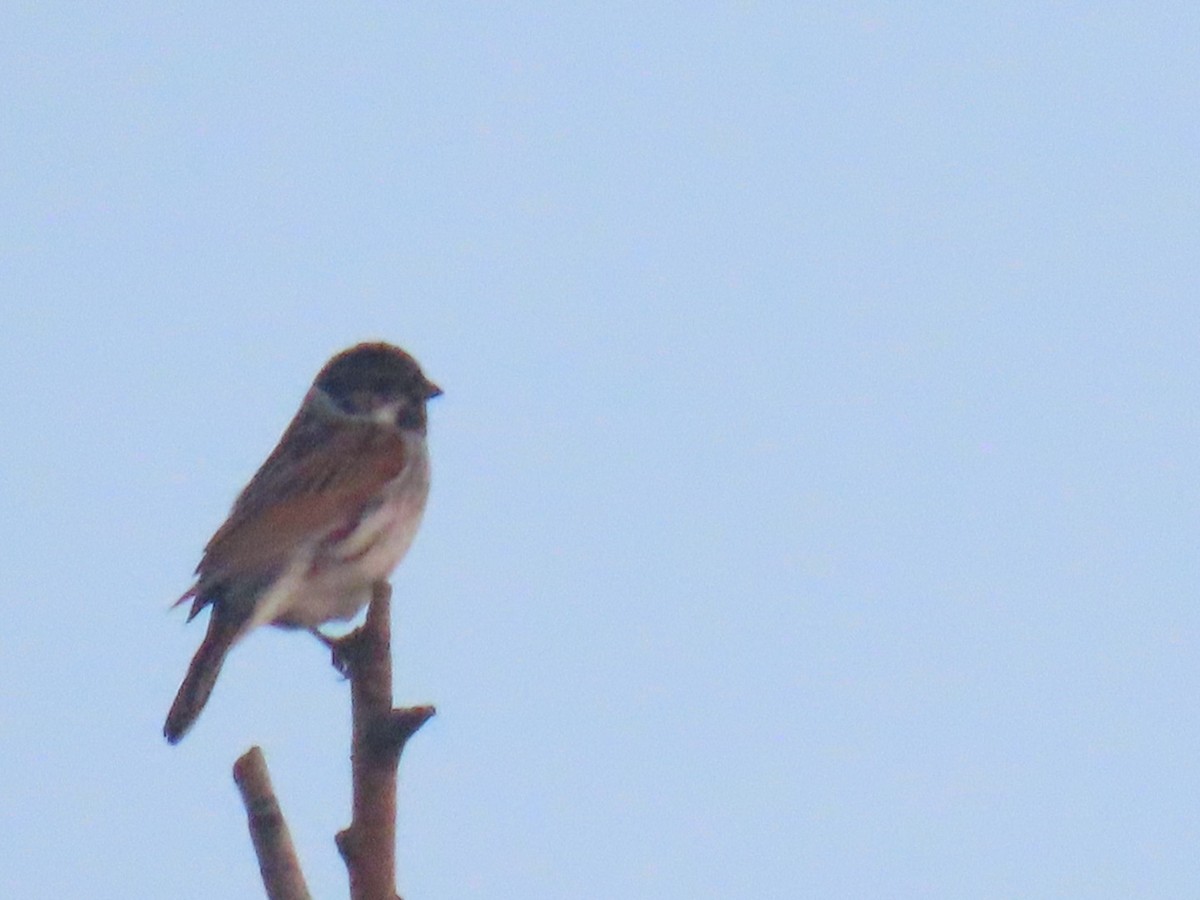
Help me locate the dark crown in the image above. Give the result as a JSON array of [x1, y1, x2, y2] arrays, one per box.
[[315, 342, 441, 404]]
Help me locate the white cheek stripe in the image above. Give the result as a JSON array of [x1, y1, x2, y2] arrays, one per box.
[[370, 400, 403, 425]]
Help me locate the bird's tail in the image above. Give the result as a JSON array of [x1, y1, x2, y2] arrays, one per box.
[[164, 606, 242, 744]]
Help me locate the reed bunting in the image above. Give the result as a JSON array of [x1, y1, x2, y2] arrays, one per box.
[[164, 342, 441, 743]]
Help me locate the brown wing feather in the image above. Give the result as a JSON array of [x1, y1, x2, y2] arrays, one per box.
[[194, 402, 408, 588]]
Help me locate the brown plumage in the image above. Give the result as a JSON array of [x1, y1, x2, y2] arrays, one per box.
[[164, 343, 440, 743]]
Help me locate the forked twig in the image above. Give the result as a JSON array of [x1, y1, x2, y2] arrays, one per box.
[[234, 580, 433, 899]]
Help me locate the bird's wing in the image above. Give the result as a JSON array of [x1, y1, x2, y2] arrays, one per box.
[[193, 408, 408, 592]]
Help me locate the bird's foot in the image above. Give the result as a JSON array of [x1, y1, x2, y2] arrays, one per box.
[[309, 627, 362, 678]]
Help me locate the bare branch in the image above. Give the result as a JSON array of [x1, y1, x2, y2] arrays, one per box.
[[232, 746, 313, 900], [334, 580, 434, 900]]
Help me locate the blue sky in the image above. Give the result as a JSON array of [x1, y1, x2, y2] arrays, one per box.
[[2, 4, 1199, 898]]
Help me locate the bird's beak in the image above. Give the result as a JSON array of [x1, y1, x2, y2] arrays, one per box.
[[425, 380, 444, 399]]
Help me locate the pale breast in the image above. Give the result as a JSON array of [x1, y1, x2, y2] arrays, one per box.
[[272, 435, 431, 628]]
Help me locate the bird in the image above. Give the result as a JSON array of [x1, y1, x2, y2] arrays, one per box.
[[163, 342, 441, 744]]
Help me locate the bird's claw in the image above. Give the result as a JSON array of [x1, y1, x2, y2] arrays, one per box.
[[309, 628, 357, 678]]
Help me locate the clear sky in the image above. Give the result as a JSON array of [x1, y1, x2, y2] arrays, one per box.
[[2, 4, 1198, 898]]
